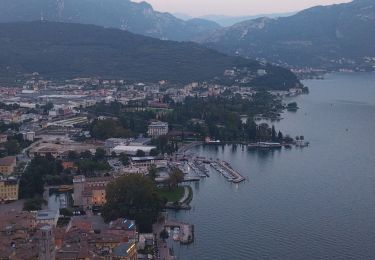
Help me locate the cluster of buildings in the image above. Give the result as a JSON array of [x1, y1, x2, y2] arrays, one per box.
[[0, 210, 139, 260], [0, 75, 303, 124]]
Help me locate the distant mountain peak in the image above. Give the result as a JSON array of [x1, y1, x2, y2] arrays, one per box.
[[0, 0, 220, 41]]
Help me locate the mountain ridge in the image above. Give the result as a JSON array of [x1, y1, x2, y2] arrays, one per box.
[[0, 0, 221, 41], [201, 0, 375, 70], [0, 21, 299, 89]]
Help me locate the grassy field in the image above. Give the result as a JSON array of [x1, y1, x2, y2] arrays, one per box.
[[157, 186, 185, 203]]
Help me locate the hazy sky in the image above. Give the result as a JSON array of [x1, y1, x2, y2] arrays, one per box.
[[132, 0, 351, 17]]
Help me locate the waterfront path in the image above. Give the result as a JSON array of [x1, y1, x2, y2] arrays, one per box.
[[179, 186, 189, 204], [154, 220, 174, 260]]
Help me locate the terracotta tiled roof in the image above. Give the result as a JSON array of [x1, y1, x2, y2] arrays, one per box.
[[0, 156, 16, 166]]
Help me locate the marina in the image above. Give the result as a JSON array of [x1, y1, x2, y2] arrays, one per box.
[[210, 160, 246, 183]]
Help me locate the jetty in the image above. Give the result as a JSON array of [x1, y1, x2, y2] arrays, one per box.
[[210, 160, 245, 183]]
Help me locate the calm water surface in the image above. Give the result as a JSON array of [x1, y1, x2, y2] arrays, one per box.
[[170, 73, 375, 260]]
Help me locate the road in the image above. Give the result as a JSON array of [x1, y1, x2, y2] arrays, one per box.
[[153, 218, 174, 260]]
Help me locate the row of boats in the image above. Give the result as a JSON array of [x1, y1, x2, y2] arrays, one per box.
[[210, 161, 245, 183], [188, 160, 210, 177], [176, 160, 210, 178]]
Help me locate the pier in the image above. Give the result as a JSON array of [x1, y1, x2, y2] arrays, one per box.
[[210, 160, 245, 183]]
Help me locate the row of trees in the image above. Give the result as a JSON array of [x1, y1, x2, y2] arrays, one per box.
[[90, 119, 133, 140], [67, 149, 111, 177]]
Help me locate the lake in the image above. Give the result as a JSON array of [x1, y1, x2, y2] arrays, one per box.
[[169, 73, 375, 260]]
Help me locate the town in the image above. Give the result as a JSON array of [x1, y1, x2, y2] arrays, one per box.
[[0, 74, 307, 260]]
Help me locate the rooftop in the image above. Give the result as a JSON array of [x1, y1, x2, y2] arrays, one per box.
[[36, 210, 58, 220], [0, 156, 16, 166], [112, 242, 135, 257], [149, 121, 168, 126], [130, 156, 163, 162], [113, 145, 156, 153]]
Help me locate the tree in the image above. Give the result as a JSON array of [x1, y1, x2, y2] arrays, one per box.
[[136, 150, 146, 157], [119, 153, 130, 166], [149, 148, 158, 156], [20, 155, 64, 198], [271, 125, 277, 141], [60, 208, 73, 217], [23, 197, 47, 211], [41, 102, 54, 114], [101, 175, 164, 232], [257, 123, 272, 141], [94, 148, 106, 160], [148, 165, 158, 181], [91, 119, 132, 140], [277, 131, 283, 141], [284, 135, 294, 143], [67, 151, 79, 161], [80, 150, 93, 159], [168, 167, 184, 189], [76, 159, 110, 177], [4, 139, 20, 155]]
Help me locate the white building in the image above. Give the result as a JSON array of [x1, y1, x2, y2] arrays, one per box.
[[130, 156, 167, 168], [36, 210, 59, 227], [105, 138, 130, 150], [112, 145, 156, 156], [22, 131, 35, 142], [147, 121, 168, 137]]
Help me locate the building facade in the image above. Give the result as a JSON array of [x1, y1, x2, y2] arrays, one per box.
[[147, 121, 168, 137], [130, 157, 167, 168], [36, 210, 59, 227], [0, 156, 17, 175], [38, 225, 56, 260], [73, 175, 113, 208], [0, 178, 19, 202]]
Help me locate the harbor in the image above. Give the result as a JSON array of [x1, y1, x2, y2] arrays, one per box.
[[170, 153, 246, 184]]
